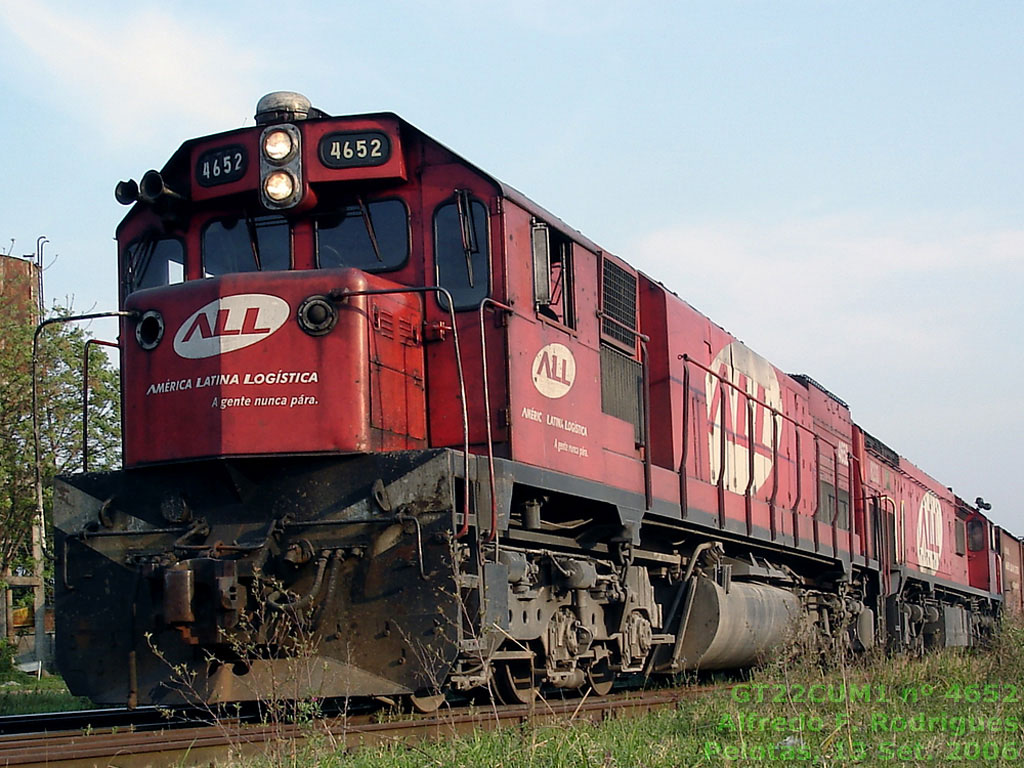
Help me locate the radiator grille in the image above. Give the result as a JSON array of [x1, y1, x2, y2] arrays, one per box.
[[601, 345, 643, 442], [601, 259, 637, 348]]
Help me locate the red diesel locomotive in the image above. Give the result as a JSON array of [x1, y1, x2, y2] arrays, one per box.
[[53, 92, 1015, 709]]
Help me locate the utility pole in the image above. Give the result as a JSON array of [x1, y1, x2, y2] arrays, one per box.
[[32, 239, 48, 671], [0, 246, 48, 668]]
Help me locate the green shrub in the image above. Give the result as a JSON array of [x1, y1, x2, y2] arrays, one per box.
[[0, 638, 15, 678]]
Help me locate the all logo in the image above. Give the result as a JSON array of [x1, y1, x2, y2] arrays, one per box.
[[173, 294, 290, 359], [532, 343, 576, 399], [916, 492, 943, 574], [705, 342, 783, 494]]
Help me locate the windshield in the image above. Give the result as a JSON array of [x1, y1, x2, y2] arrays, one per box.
[[125, 236, 185, 293], [315, 198, 409, 271], [202, 215, 290, 276]]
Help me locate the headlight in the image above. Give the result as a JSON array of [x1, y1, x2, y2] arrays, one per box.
[[263, 170, 295, 202], [263, 128, 295, 162], [259, 123, 302, 210]]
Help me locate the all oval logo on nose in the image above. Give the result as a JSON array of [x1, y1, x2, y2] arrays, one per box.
[[173, 294, 290, 359]]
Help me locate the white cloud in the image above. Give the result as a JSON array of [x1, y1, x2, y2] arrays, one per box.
[[0, 3, 263, 143], [629, 213, 1024, 370]]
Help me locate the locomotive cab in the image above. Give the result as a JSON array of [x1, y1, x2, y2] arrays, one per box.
[[114, 92, 496, 466]]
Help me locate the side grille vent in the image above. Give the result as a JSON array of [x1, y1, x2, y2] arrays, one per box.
[[601, 345, 644, 442], [601, 259, 637, 348], [398, 317, 417, 345], [374, 306, 395, 339]]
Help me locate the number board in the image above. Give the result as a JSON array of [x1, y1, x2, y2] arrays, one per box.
[[196, 145, 247, 187], [319, 131, 391, 169]]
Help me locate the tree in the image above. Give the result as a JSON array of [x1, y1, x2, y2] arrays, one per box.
[[0, 267, 120, 577]]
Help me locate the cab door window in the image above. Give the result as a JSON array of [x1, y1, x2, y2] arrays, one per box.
[[434, 191, 489, 310]]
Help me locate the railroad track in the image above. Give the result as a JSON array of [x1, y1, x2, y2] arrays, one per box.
[[0, 706, 213, 736], [0, 686, 720, 768]]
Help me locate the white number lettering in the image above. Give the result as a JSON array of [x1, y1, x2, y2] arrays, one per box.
[[330, 141, 341, 160], [234, 152, 242, 170], [356, 139, 367, 158], [370, 138, 383, 157], [201, 161, 210, 179], [343, 141, 354, 159]]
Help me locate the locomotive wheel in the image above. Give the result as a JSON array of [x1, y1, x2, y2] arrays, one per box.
[[586, 657, 616, 697], [493, 659, 537, 705], [409, 691, 446, 714]]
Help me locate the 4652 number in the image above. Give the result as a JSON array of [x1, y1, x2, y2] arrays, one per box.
[[319, 131, 391, 169]]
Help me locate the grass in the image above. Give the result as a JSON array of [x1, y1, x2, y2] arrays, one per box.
[[2, 619, 1022, 767], [0, 669, 93, 715], [235, 617, 1024, 767], [684, 619, 1024, 766]]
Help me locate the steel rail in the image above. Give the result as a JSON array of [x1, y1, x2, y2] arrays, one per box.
[[0, 685, 726, 768]]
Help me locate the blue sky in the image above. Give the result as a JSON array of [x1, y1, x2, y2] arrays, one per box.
[[1, 1, 1021, 530]]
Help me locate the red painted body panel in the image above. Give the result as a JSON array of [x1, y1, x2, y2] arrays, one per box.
[[1000, 529, 1024, 614], [505, 223, 610, 484], [122, 269, 424, 466], [895, 458, 964, 586], [186, 116, 408, 204]]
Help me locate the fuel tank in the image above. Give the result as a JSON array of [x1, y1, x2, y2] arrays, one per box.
[[678, 576, 800, 670]]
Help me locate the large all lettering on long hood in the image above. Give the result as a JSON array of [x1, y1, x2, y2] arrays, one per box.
[[173, 294, 291, 359], [705, 341, 783, 494]]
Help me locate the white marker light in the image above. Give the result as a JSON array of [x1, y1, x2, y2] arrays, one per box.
[[263, 128, 294, 162], [264, 170, 295, 202]]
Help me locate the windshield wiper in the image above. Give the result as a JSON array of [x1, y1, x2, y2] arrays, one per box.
[[128, 233, 156, 290], [244, 211, 262, 271], [356, 196, 383, 263], [455, 189, 478, 287]]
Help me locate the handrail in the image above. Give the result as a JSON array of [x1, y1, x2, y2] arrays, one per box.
[[813, 437, 822, 551], [869, 494, 898, 596], [33, 310, 138, 555], [678, 363, 690, 519], [831, 442, 841, 556], [82, 339, 119, 472], [478, 298, 514, 544], [678, 354, 856, 551], [596, 310, 650, 345], [640, 338, 652, 510], [768, 408, 780, 539], [849, 451, 864, 559], [329, 287, 472, 537], [744, 396, 756, 536]]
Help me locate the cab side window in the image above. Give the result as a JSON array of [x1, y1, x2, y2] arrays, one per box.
[[968, 519, 986, 552], [531, 220, 575, 329]]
